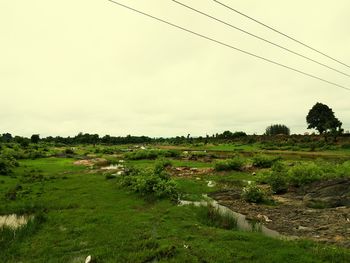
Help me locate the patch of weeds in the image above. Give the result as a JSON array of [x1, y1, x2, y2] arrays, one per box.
[[105, 174, 117, 180], [4, 184, 24, 201], [252, 155, 281, 168], [241, 184, 267, 203], [306, 200, 331, 209], [214, 157, 245, 171], [196, 204, 237, 230]]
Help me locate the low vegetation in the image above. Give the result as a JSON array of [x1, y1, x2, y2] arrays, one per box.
[[214, 157, 245, 171], [1, 136, 350, 262]]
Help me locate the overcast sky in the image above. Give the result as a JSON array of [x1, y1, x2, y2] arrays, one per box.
[[1, 0, 350, 137]]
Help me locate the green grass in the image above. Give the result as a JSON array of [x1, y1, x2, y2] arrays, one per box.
[[0, 157, 349, 262]]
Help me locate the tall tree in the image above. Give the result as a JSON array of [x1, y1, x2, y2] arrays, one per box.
[[265, 124, 290, 136], [306, 103, 342, 135], [31, 134, 40, 144]]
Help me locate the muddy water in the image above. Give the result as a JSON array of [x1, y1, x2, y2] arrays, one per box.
[[0, 214, 33, 229], [179, 196, 284, 239]]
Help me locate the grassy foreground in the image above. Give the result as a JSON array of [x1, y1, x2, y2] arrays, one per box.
[[0, 158, 349, 262]]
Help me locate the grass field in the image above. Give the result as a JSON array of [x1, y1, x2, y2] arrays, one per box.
[[1, 149, 350, 262]]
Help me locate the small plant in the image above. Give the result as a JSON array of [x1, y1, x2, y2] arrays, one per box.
[[64, 148, 75, 155], [214, 157, 244, 171], [197, 204, 237, 230], [252, 155, 280, 168], [241, 184, 266, 203]]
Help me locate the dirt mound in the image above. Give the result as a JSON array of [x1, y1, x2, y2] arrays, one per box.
[[303, 178, 350, 208]]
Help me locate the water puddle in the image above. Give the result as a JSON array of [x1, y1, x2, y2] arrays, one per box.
[[179, 196, 283, 239], [0, 214, 33, 229]]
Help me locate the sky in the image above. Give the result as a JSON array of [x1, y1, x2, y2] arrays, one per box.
[[1, 0, 350, 137]]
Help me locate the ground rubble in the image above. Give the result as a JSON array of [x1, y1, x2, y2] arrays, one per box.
[[210, 179, 350, 247], [168, 167, 214, 178]]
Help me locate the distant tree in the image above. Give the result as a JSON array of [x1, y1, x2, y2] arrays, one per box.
[[31, 134, 40, 144], [14, 136, 30, 147], [306, 103, 342, 135], [2, 133, 13, 143], [232, 131, 247, 138], [265, 124, 290, 136]]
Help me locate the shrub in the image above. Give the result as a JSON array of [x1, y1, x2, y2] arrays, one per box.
[[252, 155, 280, 168], [241, 184, 266, 203], [0, 154, 18, 175], [265, 124, 290, 136], [154, 158, 172, 176], [214, 157, 244, 171], [268, 172, 288, 194], [64, 148, 75, 155], [119, 165, 178, 201], [125, 150, 160, 160], [287, 163, 323, 186]]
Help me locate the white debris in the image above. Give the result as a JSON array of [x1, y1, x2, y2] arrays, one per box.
[[207, 181, 216, 188], [257, 214, 272, 222], [0, 214, 33, 229], [85, 255, 92, 263]]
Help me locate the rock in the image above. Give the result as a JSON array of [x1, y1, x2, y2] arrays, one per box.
[[256, 214, 272, 222], [303, 178, 350, 208], [296, 225, 311, 231]]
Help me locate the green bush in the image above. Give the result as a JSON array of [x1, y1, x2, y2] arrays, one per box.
[[125, 150, 159, 160], [119, 165, 178, 201], [214, 157, 244, 171], [252, 155, 280, 168], [154, 158, 172, 176], [287, 163, 323, 186], [0, 154, 18, 175], [241, 184, 266, 203], [268, 172, 288, 194]]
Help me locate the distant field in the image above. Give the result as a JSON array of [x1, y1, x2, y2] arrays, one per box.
[[1, 143, 350, 262]]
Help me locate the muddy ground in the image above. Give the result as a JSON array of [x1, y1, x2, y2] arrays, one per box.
[[210, 179, 350, 247]]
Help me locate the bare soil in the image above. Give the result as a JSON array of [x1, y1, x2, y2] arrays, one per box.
[[210, 179, 350, 247]]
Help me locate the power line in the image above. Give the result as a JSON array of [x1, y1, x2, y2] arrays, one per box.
[[172, 0, 350, 78], [214, 0, 350, 69], [107, 0, 350, 92]]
